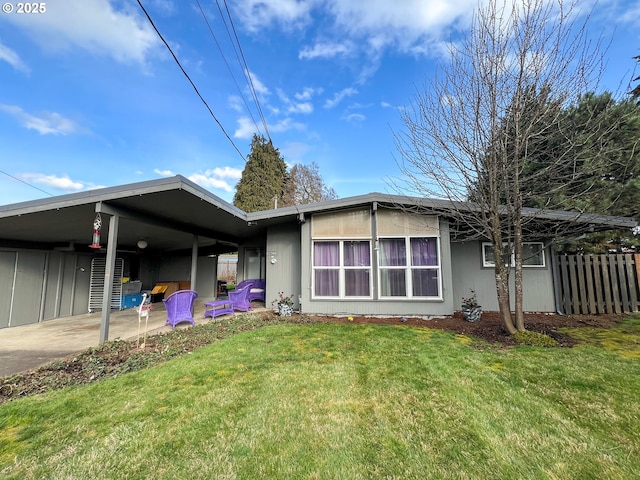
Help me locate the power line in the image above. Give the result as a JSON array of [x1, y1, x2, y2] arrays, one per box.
[[0, 170, 53, 197], [135, 0, 246, 160], [194, 0, 263, 137], [217, 0, 271, 141]]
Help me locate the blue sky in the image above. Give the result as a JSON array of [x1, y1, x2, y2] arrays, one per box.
[[0, 0, 639, 206]]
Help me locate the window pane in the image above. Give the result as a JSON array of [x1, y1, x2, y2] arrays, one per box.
[[523, 243, 545, 266], [314, 270, 339, 296], [379, 239, 406, 266], [344, 241, 370, 266], [412, 270, 439, 297], [345, 269, 370, 296], [314, 241, 339, 266], [380, 269, 406, 296], [483, 243, 510, 266], [410, 238, 438, 266]]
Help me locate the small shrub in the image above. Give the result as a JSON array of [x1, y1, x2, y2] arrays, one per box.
[[513, 330, 558, 347]]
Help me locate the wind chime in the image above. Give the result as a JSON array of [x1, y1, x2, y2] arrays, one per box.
[[89, 213, 102, 249]]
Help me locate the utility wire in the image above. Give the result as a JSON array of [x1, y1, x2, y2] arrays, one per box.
[[194, 0, 263, 137], [0, 170, 53, 197], [217, 0, 271, 141], [135, 0, 245, 160]]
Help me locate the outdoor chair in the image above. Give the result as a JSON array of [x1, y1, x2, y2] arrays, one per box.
[[229, 286, 251, 312], [247, 278, 266, 302], [162, 289, 198, 329], [235, 278, 266, 303]]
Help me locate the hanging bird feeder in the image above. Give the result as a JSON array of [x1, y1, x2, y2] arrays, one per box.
[[89, 213, 102, 249]]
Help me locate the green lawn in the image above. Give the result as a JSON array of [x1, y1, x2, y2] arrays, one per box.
[[2, 318, 640, 479]]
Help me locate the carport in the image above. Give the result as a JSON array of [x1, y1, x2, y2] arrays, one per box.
[[0, 176, 277, 342]]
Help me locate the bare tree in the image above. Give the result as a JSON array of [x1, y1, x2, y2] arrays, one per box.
[[282, 162, 338, 206], [394, 0, 624, 334]]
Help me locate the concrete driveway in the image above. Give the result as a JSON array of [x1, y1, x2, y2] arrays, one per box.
[[0, 299, 216, 377]]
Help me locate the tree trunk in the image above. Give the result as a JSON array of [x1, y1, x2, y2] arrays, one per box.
[[514, 238, 525, 331], [495, 266, 517, 334], [514, 201, 526, 331]]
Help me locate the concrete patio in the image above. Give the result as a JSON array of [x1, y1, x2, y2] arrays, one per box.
[[0, 299, 265, 377]]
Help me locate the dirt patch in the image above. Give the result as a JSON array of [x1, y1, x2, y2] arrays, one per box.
[[311, 311, 625, 347]]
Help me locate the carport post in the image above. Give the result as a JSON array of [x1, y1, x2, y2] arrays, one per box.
[[191, 235, 198, 293], [99, 213, 120, 344]]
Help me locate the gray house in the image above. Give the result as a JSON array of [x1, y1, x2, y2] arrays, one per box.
[[0, 176, 635, 334]]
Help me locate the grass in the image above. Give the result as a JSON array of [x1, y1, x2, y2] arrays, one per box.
[[1, 316, 640, 479]]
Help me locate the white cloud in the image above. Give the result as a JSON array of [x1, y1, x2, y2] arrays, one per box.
[[288, 102, 313, 114], [208, 166, 243, 180], [247, 70, 270, 97], [19, 173, 94, 192], [344, 113, 366, 123], [188, 174, 234, 192], [618, 1, 640, 25], [3, 0, 160, 65], [228, 95, 244, 113], [0, 42, 30, 73], [0, 105, 80, 135], [234, 0, 478, 61], [235, 116, 305, 139], [154, 166, 241, 193], [299, 41, 354, 60], [295, 87, 323, 101], [188, 167, 243, 192], [269, 117, 305, 134], [324, 87, 358, 109], [154, 168, 175, 177], [231, 0, 315, 32], [234, 117, 256, 139]]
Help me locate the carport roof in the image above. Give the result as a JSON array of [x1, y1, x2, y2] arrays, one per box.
[[0, 176, 260, 254]]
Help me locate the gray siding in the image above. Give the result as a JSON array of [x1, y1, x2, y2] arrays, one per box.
[[0, 249, 216, 329], [0, 249, 93, 328], [450, 241, 555, 312], [265, 224, 301, 310], [155, 255, 217, 300], [0, 251, 16, 328]]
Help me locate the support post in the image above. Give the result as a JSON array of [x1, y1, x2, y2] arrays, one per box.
[[191, 235, 198, 293], [99, 213, 119, 344]]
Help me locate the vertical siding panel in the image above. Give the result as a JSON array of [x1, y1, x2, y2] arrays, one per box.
[[0, 251, 16, 328], [11, 251, 47, 326]]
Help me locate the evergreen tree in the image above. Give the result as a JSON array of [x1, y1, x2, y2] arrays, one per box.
[[233, 134, 288, 212]]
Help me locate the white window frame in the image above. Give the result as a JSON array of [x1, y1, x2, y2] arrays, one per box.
[[378, 236, 442, 300], [312, 239, 373, 299], [482, 242, 546, 268]]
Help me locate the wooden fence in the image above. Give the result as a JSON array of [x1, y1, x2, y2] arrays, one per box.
[[555, 254, 640, 315]]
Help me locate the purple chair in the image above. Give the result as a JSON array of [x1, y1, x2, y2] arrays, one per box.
[[229, 286, 251, 312], [162, 290, 198, 329], [235, 279, 266, 303]]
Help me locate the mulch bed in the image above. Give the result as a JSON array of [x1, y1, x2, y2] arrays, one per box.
[[309, 311, 625, 347]]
